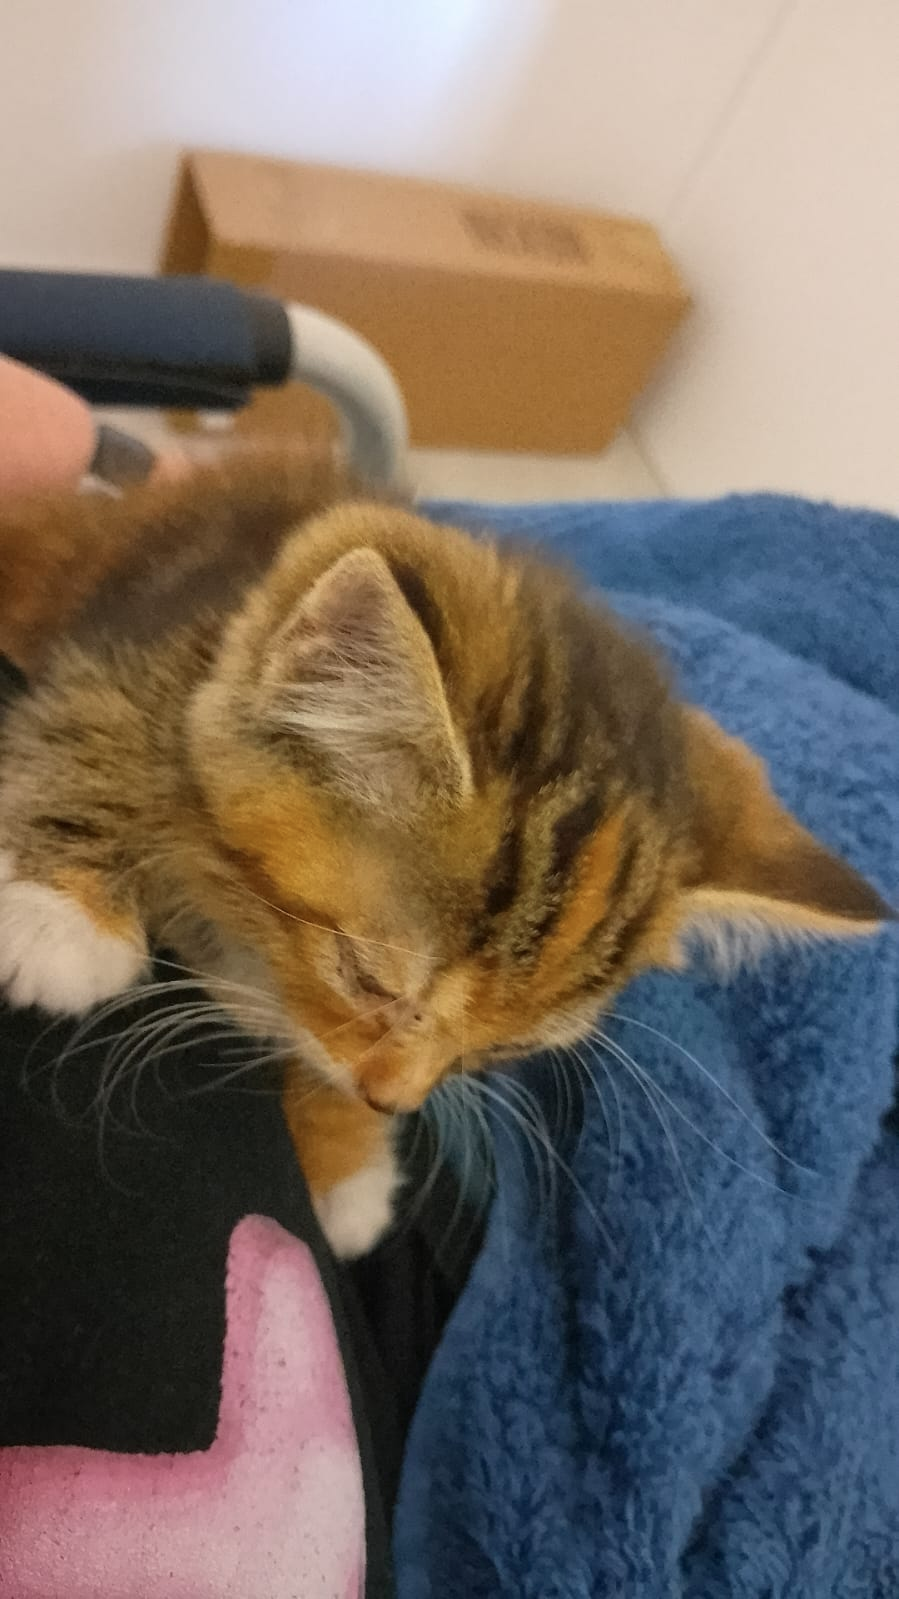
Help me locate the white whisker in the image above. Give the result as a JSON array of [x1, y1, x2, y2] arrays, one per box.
[[592, 1031, 703, 1222], [472, 1073, 615, 1252], [563, 1043, 621, 1200], [593, 1027, 804, 1202], [607, 1010, 815, 1175]]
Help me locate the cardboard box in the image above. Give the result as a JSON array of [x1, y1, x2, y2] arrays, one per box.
[[162, 149, 689, 455]]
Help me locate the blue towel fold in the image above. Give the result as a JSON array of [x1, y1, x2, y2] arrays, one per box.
[[396, 495, 899, 1599]]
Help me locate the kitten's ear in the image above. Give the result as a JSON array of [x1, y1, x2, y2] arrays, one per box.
[[262, 547, 471, 809], [677, 707, 893, 967]]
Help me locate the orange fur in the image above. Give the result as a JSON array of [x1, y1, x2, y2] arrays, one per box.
[[0, 492, 135, 671], [284, 1078, 388, 1193], [51, 866, 141, 941], [535, 809, 627, 986], [0, 452, 890, 1252]]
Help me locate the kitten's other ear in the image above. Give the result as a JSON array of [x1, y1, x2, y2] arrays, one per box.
[[262, 546, 471, 809], [677, 707, 894, 966]]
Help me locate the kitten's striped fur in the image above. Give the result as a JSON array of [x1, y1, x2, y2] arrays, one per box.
[[0, 453, 890, 1254]]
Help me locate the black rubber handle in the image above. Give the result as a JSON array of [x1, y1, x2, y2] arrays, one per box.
[[0, 270, 292, 409]]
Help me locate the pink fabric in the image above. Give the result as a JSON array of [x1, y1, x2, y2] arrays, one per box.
[[0, 1215, 365, 1598]]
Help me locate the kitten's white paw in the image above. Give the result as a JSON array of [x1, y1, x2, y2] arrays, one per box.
[[0, 854, 147, 1015], [314, 1148, 400, 1259]]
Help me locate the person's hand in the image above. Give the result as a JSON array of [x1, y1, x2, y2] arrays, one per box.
[[0, 355, 190, 496]]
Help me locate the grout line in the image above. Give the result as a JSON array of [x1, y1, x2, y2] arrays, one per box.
[[661, 0, 799, 231], [625, 423, 672, 499], [639, 0, 803, 495]]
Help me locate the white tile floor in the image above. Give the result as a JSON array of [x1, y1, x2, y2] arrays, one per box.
[[95, 409, 663, 505]]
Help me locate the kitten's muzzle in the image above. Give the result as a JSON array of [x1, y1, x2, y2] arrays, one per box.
[[360, 1087, 396, 1116]]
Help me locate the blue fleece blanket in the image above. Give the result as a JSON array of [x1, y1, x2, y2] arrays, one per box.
[[397, 495, 899, 1599]]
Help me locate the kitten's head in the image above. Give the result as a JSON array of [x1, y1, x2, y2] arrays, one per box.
[[187, 501, 891, 1113]]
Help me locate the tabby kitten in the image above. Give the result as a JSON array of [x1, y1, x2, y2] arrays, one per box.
[[0, 454, 890, 1255]]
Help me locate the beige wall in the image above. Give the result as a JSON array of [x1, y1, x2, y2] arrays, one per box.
[[633, 0, 899, 515], [2, 1, 896, 510]]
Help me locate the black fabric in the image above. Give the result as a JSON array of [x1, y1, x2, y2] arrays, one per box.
[[0, 982, 389, 1597], [347, 1119, 490, 1469], [0, 975, 486, 1595], [0, 654, 485, 1592]]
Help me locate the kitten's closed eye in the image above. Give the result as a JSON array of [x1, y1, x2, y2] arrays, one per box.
[[338, 942, 397, 1002]]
